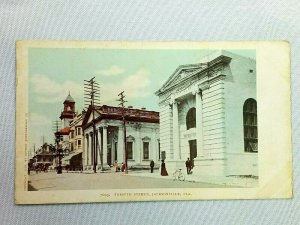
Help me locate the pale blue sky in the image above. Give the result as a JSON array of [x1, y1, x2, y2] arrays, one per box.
[[28, 48, 255, 154]]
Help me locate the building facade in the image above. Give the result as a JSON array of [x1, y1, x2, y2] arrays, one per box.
[[66, 112, 84, 170], [155, 50, 258, 177], [82, 105, 160, 171]]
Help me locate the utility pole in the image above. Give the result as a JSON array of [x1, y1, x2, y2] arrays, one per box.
[[84, 77, 101, 173], [117, 91, 128, 174], [52, 120, 63, 174]]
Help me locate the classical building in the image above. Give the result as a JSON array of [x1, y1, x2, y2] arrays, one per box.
[[155, 50, 258, 177], [81, 105, 160, 171]]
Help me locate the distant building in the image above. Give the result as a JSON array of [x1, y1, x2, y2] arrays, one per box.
[[81, 105, 160, 171], [155, 50, 258, 177], [32, 143, 55, 167], [65, 112, 84, 170], [54, 93, 81, 169]]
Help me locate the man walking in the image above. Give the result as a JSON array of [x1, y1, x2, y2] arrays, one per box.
[[150, 159, 155, 173], [185, 158, 191, 174]]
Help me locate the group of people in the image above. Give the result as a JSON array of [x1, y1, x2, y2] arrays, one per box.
[[113, 161, 126, 172], [185, 158, 194, 174], [110, 158, 193, 176], [28, 163, 49, 174], [154, 158, 194, 176]]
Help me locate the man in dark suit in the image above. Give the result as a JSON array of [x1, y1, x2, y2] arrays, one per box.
[[150, 160, 155, 173]]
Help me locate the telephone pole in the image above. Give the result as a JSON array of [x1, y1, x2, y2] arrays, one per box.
[[52, 120, 63, 174], [117, 91, 128, 174], [84, 77, 101, 173]]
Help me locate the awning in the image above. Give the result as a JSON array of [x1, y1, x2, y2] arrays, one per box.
[[63, 152, 82, 162]]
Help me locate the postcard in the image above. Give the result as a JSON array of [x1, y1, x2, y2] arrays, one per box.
[[15, 41, 292, 204]]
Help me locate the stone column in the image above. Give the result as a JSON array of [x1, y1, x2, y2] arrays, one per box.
[[151, 128, 156, 161], [89, 132, 93, 166], [103, 126, 108, 165], [97, 130, 101, 165], [98, 127, 104, 165], [172, 100, 180, 160], [118, 126, 124, 163], [195, 89, 204, 157], [135, 124, 141, 163], [85, 134, 88, 166]]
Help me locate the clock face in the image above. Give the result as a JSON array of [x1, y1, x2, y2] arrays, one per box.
[[67, 106, 71, 111]]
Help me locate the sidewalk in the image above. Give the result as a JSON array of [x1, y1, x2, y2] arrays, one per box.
[[124, 170, 258, 187], [55, 169, 258, 187]]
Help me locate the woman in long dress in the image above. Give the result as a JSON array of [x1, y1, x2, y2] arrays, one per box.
[[160, 160, 168, 176]]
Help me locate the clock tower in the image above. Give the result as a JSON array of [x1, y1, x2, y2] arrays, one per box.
[[60, 92, 76, 128]]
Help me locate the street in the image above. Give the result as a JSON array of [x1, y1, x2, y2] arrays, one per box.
[[28, 170, 229, 191]]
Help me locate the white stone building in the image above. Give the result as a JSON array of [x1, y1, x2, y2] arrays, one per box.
[[81, 105, 160, 170], [155, 50, 258, 177]]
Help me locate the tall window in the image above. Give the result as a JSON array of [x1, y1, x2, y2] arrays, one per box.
[[143, 142, 149, 160], [186, 107, 196, 130], [127, 142, 133, 160], [243, 98, 258, 152]]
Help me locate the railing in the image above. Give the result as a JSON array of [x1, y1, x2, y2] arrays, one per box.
[[101, 105, 159, 119]]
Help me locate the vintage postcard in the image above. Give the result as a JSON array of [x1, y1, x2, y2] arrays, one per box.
[[15, 41, 292, 204]]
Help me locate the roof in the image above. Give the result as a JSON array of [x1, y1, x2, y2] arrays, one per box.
[[82, 105, 159, 129], [56, 127, 70, 135], [64, 93, 75, 103]]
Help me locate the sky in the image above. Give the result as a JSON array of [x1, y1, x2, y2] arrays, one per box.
[[28, 47, 255, 156]]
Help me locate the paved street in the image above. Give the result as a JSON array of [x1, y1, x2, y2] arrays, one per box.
[[28, 170, 229, 191]]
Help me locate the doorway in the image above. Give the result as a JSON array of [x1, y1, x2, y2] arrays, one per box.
[[107, 148, 112, 166], [189, 140, 197, 162]]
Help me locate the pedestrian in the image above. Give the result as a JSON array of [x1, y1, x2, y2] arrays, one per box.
[[185, 158, 191, 174], [150, 160, 155, 173], [28, 163, 30, 175], [114, 161, 118, 172], [121, 162, 125, 172], [160, 160, 168, 176]]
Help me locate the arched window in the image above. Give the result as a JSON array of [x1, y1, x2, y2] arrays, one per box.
[[243, 98, 258, 152], [186, 107, 196, 130]]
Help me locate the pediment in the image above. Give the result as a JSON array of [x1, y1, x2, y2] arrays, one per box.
[[142, 136, 151, 142], [157, 63, 207, 95], [87, 110, 101, 124], [126, 135, 135, 141]]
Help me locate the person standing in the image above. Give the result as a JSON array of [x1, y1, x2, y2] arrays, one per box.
[[185, 158, 191, 174], [150, 160, 155, 173], [114, 161, 118, 172], [160, 160, 168, 176]]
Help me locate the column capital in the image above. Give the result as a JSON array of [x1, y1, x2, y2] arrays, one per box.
[[170, 99, 180, 105], [198, 82, 210, 91]]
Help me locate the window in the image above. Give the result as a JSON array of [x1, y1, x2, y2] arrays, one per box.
[[127, 142, 133, 160], [243, 98, 258, 152], [78, 140, 81, 147], [143, 142, 149, 160], [186, 107, 196, 130], [77, 127, 81, 136]]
